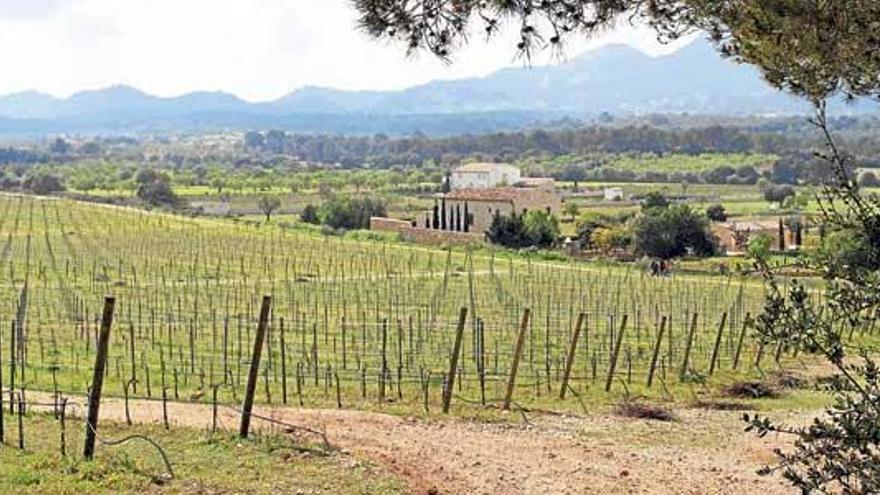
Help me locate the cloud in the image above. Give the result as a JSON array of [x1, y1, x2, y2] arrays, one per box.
[[0, 0, 74, 18], [0, 0, 694, 101]]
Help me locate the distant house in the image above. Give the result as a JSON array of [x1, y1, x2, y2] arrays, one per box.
[[450, 163, 522, 190], [713, 220, 781, 253], [517, 177, 557, 192], [425, 187, 562, 235], [604, 187, 624, 201]]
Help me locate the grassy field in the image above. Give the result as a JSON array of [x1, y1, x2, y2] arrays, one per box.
[[0, 412, 400, 494]]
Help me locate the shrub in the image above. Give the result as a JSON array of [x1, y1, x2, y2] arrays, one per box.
[[640, 191, 669, 212], [763, 184, 796, 204], [300, 204, 321, 224], [487, 210, 560, 249], [705, 204, 727, 222], [319, 196, 387, 230], [723, 381, 778, 399]]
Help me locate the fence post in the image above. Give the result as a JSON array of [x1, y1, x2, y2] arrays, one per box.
[[60, 397, 68, 456], [83, 296, 115, 460], [605, 314, 628, 392], [559, 313, 586, 399], [279, 317, 287, 405], [708, 312, 728, 376], [239, 295, 272, 439], [679, 313, 699, 380], [9, 320, 15, 414], [732, 313, 751, 370], [503, 309, 530, 411], [17, 392, 24, 450], [441, 308, 468, 414], [646, 316, 668, 387]]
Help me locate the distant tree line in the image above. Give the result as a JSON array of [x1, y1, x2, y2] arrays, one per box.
[[242, 121, 880, 170]]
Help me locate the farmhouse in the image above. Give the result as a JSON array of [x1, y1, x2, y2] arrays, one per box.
[[423, 187, 562, 235], [713, 219, 782, 253], [450, 162, 522, 190]]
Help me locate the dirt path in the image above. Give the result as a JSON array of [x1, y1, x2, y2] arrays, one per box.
[[34, 393, 798, 494]]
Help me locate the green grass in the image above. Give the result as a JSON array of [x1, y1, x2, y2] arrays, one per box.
[[0, 413, 402, 494], [607, 153, 777, 174]]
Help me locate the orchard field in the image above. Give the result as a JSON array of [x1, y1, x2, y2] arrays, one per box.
[[0, 193, 806, 416]]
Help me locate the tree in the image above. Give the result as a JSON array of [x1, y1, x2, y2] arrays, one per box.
[[522, 210, 560, 248], [50, 137, 71, 155], [632, 205, 716, 259], [211, 177, 226, 194], [858, 171, 880, 188], [486, 212, 529, 249], [23, 171, 65, 195], [591, 226, 630, 253], [487, 210, 560, 249], [763, 184, 796, 205], [640, 191, 669, 212], [563, 202, 580, 223], [301, 204, 321, 225], [258, 195, 282, 223], [319, 196, 387, 230], [244, 131, 265, 149], [135, 169, 178, 207], [705, 204, 727, 222]]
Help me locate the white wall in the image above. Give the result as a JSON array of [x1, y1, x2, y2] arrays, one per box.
[[451, 166, 521, 189]]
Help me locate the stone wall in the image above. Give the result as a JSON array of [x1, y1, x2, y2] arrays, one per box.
[[371, 216, 483, 246], [369, 217, 413, 232]]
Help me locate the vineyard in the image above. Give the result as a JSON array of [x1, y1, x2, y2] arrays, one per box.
[[0, 193, 786, 421]]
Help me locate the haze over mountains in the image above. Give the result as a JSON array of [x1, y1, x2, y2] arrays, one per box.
[[0, 39, 862, 137]]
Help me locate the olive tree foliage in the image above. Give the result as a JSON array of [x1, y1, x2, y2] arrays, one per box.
[[354, 1, 880, 492], [257, 195, 282, 222]]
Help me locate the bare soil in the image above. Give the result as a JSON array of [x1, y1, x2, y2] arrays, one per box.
[[36, 393, 801, 494]]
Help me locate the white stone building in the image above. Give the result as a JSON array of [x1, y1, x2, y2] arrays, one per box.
[[603, 187, 625, 201], [450, 163, 522, 190]]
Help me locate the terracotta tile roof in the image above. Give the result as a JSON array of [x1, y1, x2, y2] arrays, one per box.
[[442, 187, 548, 202]]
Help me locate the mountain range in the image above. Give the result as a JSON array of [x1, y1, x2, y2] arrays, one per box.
[[0, 39, 868, 137]]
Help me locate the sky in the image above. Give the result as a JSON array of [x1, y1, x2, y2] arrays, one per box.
[[0, 0, 696, 102]]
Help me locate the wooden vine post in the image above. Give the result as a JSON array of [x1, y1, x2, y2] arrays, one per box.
[[441, 307, 468, 414], [503, 309, 530, 410], [708, 312, 728, 376], [0, 324, 4, 443], [732, 313, 751, 370], [646, 316, 668, 388], [604, 314, 628, 392], [559, 312, 586, 399], [239, 295, 272, 439], [679, 313, 699, 380], [83, 296, 116, 460]]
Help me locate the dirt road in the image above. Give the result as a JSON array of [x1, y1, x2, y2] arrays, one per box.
[[35, 393, 797, 494]]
